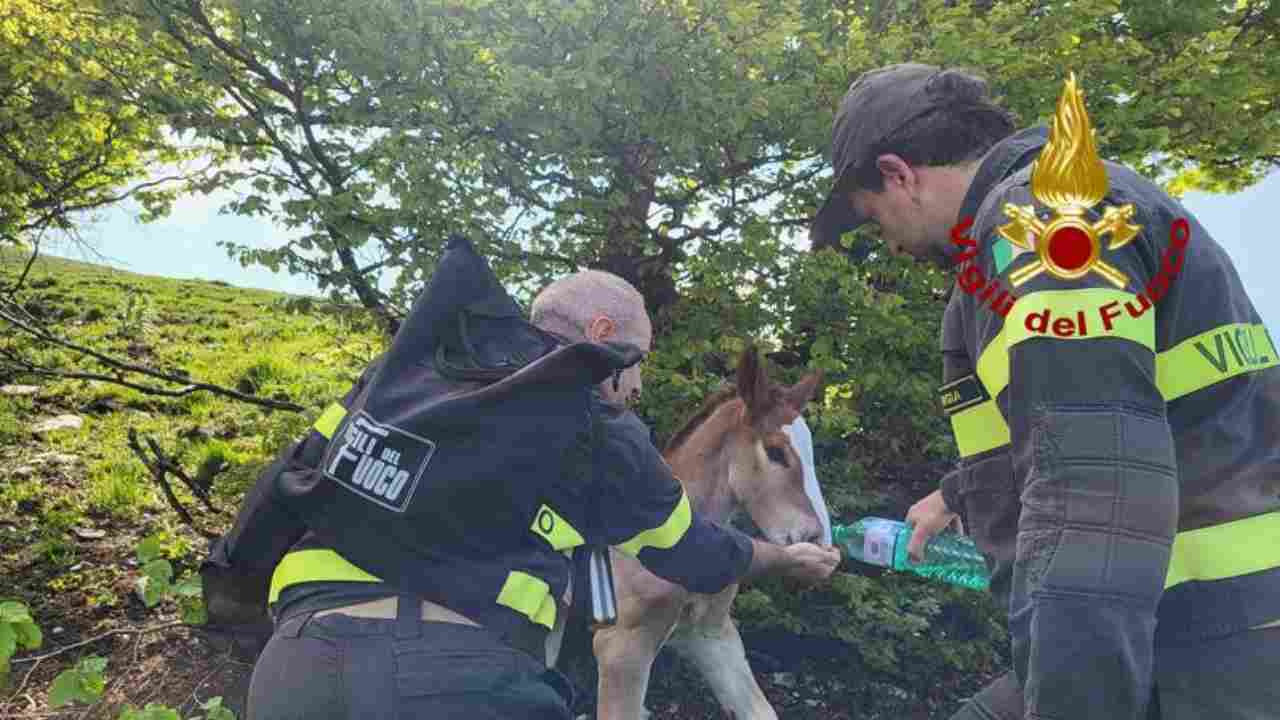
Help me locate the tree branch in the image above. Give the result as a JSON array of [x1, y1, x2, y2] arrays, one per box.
[[0, 303, 305, 411], [127, 429, 223, 539]]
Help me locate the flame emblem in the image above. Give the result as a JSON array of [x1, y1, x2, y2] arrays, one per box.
[[998, 73, 1141, 289]]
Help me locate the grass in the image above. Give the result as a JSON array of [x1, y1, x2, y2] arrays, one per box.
[[0, 249, 391, 717], [1, 249, 385, 526]]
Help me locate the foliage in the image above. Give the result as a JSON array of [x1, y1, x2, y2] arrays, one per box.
[[136, 534, 207, 624], [3, 534, 231, 717], [49, 655, 109, 708], [0, 600, 43, 682], [66, 0, 1280, 328], [0, 0, 203, 246]]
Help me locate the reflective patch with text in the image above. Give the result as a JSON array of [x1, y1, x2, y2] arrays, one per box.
[[321, 410, 437, 512]]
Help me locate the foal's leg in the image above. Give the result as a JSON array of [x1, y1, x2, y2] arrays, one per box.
[[667, 589, 777, 720], [594, 621, 670, 720], [594, 552, 685, 720]]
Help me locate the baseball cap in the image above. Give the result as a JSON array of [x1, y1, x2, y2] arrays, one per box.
[[810, 63, 952, 250]]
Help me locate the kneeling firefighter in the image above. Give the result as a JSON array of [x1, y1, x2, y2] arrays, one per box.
[[199, 235, 839, 720]]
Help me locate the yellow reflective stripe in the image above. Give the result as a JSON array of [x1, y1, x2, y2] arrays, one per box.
[[534, 591, 557, 629], [1006, 289, 1156, 351], [1165, 511, 1280, 589], [618, 492, 692, 557], [949, 399, 1011, 457], [496, 571, 556, 629], [269, 549, 382, 604], [959, 300, 1269, 460], [314, 403, 347, 439], [1157, 322, 1278, 401], [530, 504, 586, 551]]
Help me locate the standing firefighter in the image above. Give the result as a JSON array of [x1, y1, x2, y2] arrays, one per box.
[[200, 235, 839, 720], [811, 64, 1280, 719]]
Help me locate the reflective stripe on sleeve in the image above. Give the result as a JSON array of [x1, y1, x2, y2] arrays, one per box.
[[617, 492, 692, 557], [949, 399, 1011, 458], [530, 504, 586, 551], [1165, 511, 1280, 589], [1004, 288, 1156, 351], [496, 571, 557, 630], [1157, 322, 1278, 402]]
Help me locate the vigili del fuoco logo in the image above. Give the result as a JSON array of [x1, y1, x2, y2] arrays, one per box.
[[950, 72, 1190, 335]]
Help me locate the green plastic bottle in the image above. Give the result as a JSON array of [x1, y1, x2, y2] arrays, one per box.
[[832, 517, 990, 591]]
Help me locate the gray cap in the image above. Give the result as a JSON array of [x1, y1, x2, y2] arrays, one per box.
[[810, 63, 950, 250]]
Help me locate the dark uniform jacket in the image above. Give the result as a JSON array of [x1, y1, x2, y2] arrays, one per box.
[[937, 126, 1280, 720], [201, 236, 753, 662]]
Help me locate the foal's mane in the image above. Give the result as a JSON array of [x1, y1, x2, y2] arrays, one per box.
[[663, 383, 742, 454]]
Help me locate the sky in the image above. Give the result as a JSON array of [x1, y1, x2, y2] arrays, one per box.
[[45, 167, 1280, 334]]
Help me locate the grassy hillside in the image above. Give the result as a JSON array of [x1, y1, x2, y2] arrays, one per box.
[[0, 249, 1006, 719], [0, 250, 387, 718]]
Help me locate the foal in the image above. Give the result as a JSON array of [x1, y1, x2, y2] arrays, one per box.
[[592, 347, 826, 719]]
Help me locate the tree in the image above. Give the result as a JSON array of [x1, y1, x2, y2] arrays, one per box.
[[89, 0, 1278, 331], [0, 0, 199, 254]]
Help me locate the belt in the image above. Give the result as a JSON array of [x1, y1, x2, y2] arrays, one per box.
[[314, 596, 482, 626], [311, 595, 549, 665]]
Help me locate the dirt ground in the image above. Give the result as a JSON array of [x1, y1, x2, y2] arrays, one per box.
[[2, 621, 995, 720]]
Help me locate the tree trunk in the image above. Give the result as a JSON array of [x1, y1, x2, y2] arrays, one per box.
[[596, 142, 680, 334]]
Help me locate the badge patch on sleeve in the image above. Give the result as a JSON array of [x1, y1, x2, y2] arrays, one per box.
[[938, 374, 990, 416], [321, 410, 437, 512]]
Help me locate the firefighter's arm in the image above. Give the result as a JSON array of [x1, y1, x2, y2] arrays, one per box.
[[983, 189, 1178, 719], [593, 406, 754, 593]]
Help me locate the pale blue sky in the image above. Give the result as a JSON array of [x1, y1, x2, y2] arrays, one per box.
[[47, 168, 1280, 334]]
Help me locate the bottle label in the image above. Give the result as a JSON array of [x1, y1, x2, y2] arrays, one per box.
[[862, 520, 898, 567]]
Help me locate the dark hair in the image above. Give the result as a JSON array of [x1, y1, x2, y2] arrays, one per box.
[[849, 68, 1018, 193]]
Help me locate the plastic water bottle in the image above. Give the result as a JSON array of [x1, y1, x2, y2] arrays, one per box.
[[832, 517, 990, 591]]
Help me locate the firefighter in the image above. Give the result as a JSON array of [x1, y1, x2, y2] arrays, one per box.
[[219, 237, 840, 720], [810, 63, 1280, 719]]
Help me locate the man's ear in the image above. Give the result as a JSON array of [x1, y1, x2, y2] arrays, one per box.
[[875, 153, 914, 190], [587, 315, 616, 343]]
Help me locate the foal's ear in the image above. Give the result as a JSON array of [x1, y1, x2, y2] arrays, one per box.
[[785, 369, 823, 415], [735, 345, 770, 418]]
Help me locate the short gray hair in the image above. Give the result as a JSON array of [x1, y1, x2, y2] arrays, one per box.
[[531, 269, 648, 342]]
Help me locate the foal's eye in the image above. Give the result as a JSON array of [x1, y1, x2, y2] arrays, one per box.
[[765, 446, 789, 467]]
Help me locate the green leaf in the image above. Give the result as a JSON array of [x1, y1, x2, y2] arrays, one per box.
[[142, 559, 174, 586], [81, 655, 108, 676], [136, 576, 163, 608], [136, 536, 163, 564], [172, 573, 203, 598], [197, 696, 237, 720], [0, 601, 32, 624], [0, 623, 15, 663], [15, 621, 43, 650], [49, 662, 105, 708], [180, 597, 208, 626]]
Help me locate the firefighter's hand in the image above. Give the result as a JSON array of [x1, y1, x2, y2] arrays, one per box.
[[777, 542, 841, 587], [905, 489, 960, 564]]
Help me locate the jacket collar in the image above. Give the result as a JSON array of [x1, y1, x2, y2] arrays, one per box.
[[956, 125, 1050, 226]]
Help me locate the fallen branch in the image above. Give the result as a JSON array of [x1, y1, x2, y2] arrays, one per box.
[[0, 299, 305, 412], [1, 657, 42, 711], [10, 621, 187, 666], [127, 429, 223, 539]]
